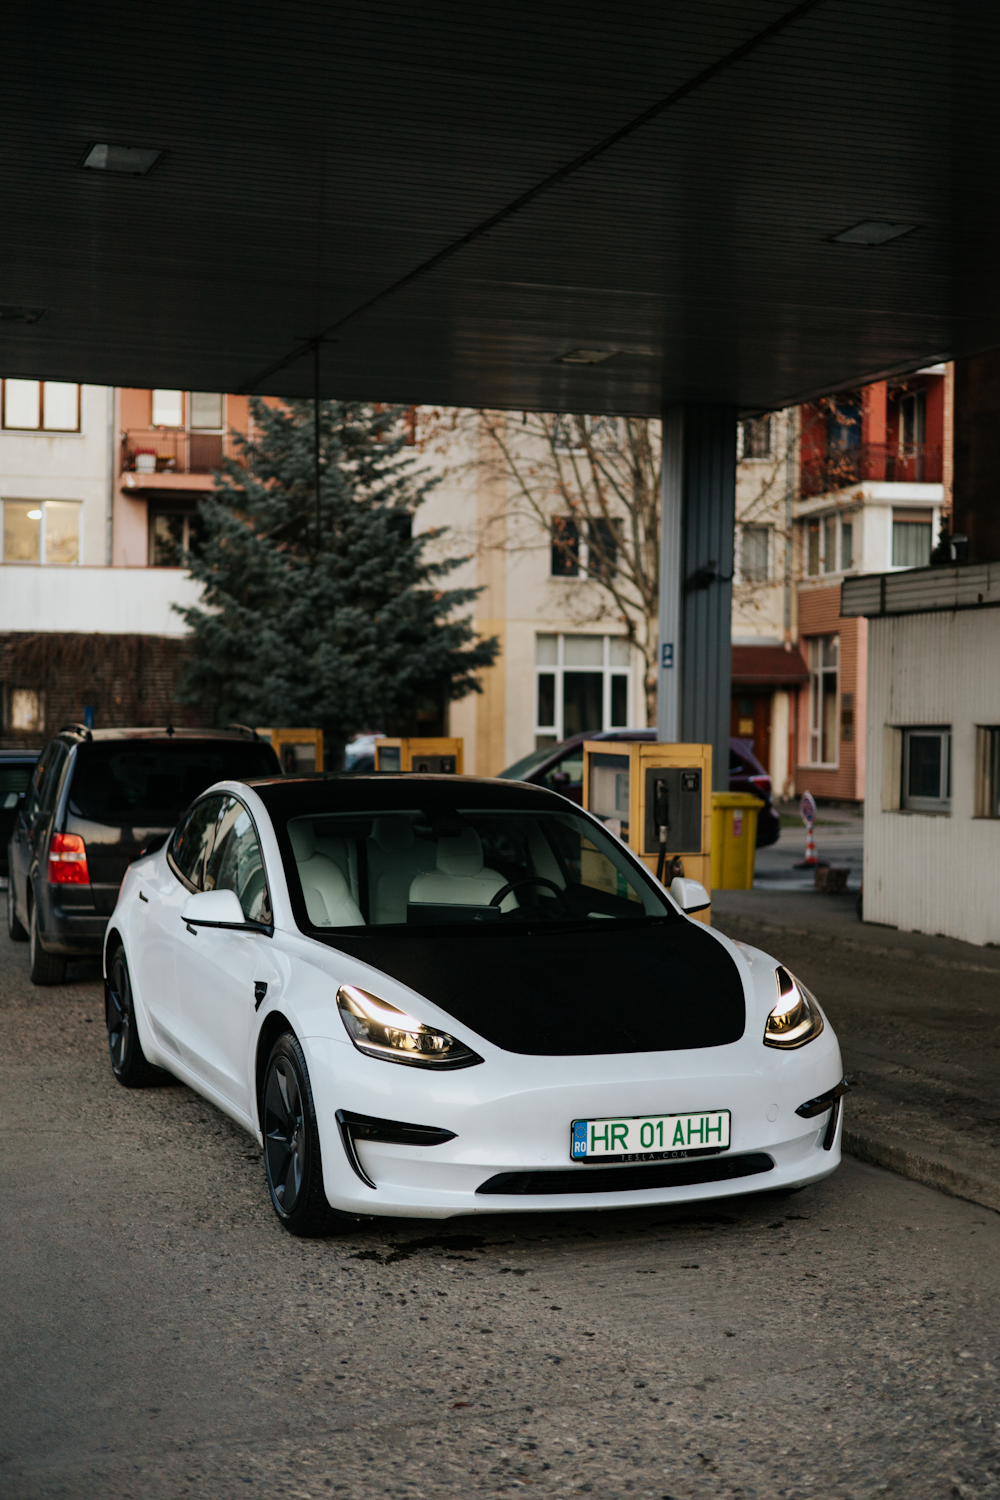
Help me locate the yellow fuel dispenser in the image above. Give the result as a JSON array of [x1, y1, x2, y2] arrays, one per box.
[[257, 727, 324, 774], [374, 737, 464, 774], [582, 741, 713, 921]]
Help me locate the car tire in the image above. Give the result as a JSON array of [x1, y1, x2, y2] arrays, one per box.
[[29, 900, 66, 985], [263, 1032, 342, 1238], [106, 946, 161, 1087], [6, 879, 27, 942]]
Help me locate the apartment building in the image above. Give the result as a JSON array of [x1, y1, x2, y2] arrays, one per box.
[[730, 366, 951, 804]]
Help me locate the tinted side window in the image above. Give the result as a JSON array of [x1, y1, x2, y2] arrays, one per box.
[[40, 745, 69, 813], [204, 796, 271, 923], [25, 742, 63, 817], [170, 796, 226, 890]]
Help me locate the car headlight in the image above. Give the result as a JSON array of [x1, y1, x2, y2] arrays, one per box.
[[764, 967, 825, 1049], [336, 984, 483, 1069]]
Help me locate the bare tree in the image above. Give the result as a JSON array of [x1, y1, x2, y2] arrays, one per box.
[[423, 409, 663, 726]]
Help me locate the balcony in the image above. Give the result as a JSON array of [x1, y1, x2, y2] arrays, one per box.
[[800, 443, 943, 497], [122, 429, 228, 476]]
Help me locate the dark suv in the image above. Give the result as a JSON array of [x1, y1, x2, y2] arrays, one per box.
[[0, 750, 39, 879], [6, 726, 281, 984], [498, 730, 781, 846]]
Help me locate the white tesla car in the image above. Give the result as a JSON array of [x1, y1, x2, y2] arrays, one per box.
[[103, 774, 846, 1236]]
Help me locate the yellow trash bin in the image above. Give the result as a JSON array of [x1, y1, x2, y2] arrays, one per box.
[[710, 792, 764, 890]]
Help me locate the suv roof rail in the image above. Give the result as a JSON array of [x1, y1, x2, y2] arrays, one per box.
[[59, 722, 93, 741], [225, 723, 260, 740]]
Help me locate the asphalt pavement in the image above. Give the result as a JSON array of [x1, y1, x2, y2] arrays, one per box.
[[3, 930, 1000, 1500]]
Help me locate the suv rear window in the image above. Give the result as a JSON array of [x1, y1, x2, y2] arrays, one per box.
[[66, 741, 280, 826]]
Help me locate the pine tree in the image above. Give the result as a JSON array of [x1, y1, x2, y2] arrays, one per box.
[[174, 399, 498, 750]]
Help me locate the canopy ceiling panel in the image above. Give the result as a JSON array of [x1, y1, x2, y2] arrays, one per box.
[[0, 0, 995, 413]]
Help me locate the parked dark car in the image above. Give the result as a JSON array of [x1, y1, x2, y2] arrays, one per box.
[[6, 726, 282, 985], [0, 750, 39, 879], [498, 730, 781, 847]]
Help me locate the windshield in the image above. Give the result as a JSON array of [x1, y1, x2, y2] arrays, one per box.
[[280, 805, 675, 932], [68, 741, 280, 826], [495, 745, 558, 781]]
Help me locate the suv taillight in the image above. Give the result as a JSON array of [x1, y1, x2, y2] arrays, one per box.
[[748, 774, 771, 796], [48, 833, 90, 885]]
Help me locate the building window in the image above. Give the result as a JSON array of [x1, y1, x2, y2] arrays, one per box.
[[902, 727, 951, 812], [6, 688, 44, 733], [807, 635, 839, 766], [535, 633, 631, 747], [899, 390, 926, 453], [552, 416, 585, 454], [189, 392, 224, 430], [805, 512, 854, 576], [550, 516, 580, 577], [741, 416, 772, 459], [892, 511, 933, 568], [2, 380, 80, 432], [2, 499, 80, 564], [152, 389, 184, 427], [975, 727, 1000, 818], [740, 524, 771, 583], [586, 518, 620, 582], [149, 508, 206, 567], [840, 519, 854, 570]]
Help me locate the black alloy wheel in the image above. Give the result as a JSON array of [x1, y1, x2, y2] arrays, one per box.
[[106, 946, 159, 1087], [6, 878, 27, 942], [262, 1033, 341, 1237], [28, 900, 66, 986]]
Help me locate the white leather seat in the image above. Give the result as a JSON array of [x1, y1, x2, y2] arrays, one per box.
[[409, 828, 516, 912], [368, 815, 435, 925], [289, 820, 364, 927]]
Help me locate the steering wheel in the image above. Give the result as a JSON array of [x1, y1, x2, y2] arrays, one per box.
[[489, 876, 568, 911]]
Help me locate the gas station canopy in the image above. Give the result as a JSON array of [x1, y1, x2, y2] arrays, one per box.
[[1, 1, 995, 413]]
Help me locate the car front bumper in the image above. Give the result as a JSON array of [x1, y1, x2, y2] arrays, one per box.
[[302, 1031, 845, 1219]]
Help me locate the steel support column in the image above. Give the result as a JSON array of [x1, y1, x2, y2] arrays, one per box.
[[656, 403, 736, 790]]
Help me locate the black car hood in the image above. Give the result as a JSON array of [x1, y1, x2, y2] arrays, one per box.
[[331, 920, 746, 1055]]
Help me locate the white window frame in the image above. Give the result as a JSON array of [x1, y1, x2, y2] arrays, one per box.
[[901, 726, 951, 813], [806, 634, 839, 767], [1, 379, 81, 433], [1, 498, 82, 565], [739, 523, 771, 584], [535, 634, 631, 744]]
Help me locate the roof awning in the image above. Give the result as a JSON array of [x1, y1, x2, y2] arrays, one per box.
[[732, 645, 809, 688]]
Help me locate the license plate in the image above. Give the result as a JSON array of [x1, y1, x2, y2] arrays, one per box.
[[570, 1110, 731, 1163]]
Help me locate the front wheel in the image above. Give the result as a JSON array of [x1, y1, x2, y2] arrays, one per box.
[[263, 1033, 341, 1237], [29, 901, 66, 985], [6, 878, 27, 942], [106, 946, 160, 1087]]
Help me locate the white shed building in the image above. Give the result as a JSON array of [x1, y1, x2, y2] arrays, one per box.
[[841, 563, 1000, 948]]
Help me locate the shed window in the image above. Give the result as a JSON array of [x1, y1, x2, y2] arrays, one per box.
[[974, 727, 1000, 819], [902, 727, 951, 812]]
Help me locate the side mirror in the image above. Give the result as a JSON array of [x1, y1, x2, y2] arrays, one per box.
[[670, 877, 711, 915], [181, 888, 252, 930], [550, 770, 571, 787]]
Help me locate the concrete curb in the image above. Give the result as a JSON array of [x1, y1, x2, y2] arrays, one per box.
[[843, 1128, 1000, 1215], [714, 911, 1000, 978]]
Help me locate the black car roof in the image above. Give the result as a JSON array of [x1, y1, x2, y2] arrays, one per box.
[[250, 773, 562, 817]]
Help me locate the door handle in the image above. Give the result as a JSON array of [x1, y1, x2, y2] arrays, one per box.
[[139, 890, 148, 903]]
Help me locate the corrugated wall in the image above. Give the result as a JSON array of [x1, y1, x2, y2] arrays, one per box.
[[864, 610, 1000, 946]]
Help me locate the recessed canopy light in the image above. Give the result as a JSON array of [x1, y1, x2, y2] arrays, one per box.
[[558, 348, 616, 365], [0, 304, 44, 324], [81, 143, 161, 175], [27, 510, 42, 521], [831, 221, 917, 246]]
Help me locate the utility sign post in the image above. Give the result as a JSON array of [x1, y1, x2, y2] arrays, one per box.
[[795, 791, 819, 869]]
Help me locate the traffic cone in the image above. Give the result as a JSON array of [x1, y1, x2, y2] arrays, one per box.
[[795, 826, 819, 868]]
